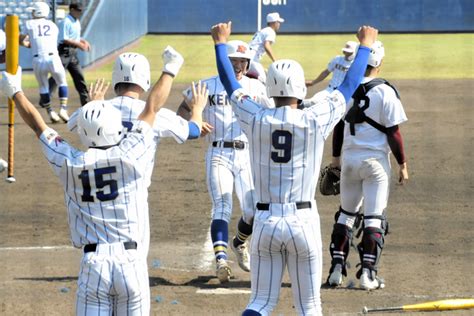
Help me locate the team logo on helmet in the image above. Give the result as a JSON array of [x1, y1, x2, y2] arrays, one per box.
[[237, 45, 247, 54]]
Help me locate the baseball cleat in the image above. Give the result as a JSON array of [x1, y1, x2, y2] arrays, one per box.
[[216, 258, 232, 283], [360, 268, 385, 290], [0, 158, 7, 173], [327, 263, 343, 286], [59, 108, 70, 123], [49, 110, 61, 123], [231, 239, 250, 272]]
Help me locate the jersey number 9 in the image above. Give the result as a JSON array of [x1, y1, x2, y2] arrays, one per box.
[[271, 130, 292, 163]]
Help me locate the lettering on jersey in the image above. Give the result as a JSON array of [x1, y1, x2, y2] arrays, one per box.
[[335, 64, 349, 72], [208, 94, 230, 106]]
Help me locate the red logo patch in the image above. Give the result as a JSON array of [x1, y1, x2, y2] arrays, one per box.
[[237, 45, 247, 53]]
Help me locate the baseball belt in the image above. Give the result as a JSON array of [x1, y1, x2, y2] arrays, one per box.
[[83, 241, 137, 253], [212, 140, 247, 150], [256, 201, 312, 211]]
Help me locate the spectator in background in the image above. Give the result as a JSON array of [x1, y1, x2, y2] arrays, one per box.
[[48, 2, 90, 106]]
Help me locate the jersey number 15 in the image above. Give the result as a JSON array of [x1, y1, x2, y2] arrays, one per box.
[[78, 166, 119, 202]]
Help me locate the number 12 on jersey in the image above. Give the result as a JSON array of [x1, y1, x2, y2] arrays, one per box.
[[78, 166, 119, 202]]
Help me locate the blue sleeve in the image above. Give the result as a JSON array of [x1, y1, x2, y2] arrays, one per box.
[[187, 121, 200, 139], [215, 43, 241, 96], [337, 46, 371, 102]]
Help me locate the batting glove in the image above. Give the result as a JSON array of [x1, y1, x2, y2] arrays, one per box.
[[1, 66, 22, 98], [162, 46, 184, 77]]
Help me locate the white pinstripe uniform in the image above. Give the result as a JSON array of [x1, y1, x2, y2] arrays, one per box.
[[183, 76, 272, 232], [231, 88, 347, 315], [23, 18, 68, 94], [340, 78, 407, 224], [247, 26, 276, 82], [39, 121, 155, 315], [68, 97, 190, 256], [325, 56, 353, 92]]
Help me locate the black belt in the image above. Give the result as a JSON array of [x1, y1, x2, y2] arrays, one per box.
[[212, 140, 246, 150], [83, 241, 137, 253], [33, 53, 54, 57], [256, 201, 312, 211]]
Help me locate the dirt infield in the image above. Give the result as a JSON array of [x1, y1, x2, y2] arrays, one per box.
[[0, 79, 472, 315]]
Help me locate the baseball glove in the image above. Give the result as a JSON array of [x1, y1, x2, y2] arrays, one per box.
[[319, 165, 341, 195]]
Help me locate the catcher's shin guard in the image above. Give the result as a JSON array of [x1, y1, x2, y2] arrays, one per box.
[[329, 207, 360, 273], [356, 226, 385, 278]]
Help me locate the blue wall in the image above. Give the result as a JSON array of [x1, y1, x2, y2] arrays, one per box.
[[148, 0, 474, 33], [79, 0, 147, 66]]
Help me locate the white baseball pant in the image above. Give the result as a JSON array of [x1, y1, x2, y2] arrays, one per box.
[[246, 202, 323, 315]]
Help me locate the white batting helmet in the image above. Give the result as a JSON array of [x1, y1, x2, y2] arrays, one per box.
[[77, 100, 126, 148], [112, 53, 151, 92], [227, 40, 252, 60], [367, 41, 385, 68], [266, 59, 307, 100], [26, 2, 50, 19]]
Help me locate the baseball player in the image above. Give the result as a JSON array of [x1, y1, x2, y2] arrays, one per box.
[[177, 40, 273, 283], [306, 40, 358, 93], [247, 12, 284, 83], [0, 47, 206, 315], [67, 51, 203, 256], [326, 40, 409, 290], [212, 21, 378, 315], [20, 1, 70, 123]]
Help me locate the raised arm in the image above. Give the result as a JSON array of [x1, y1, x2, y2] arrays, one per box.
[[306, 69, 330, 87], [1, 67, 48, 137], [211, 21, 242, 97], [138, 46, 184, 126], [264, 41, 276, 62], [337, 26, 378, 102]]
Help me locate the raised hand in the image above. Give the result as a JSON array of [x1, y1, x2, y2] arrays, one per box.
[[357, 25, 378, 48], [211, 21, 232, 44], [88, 78, 110, 101], [162, 45, 184, 77]]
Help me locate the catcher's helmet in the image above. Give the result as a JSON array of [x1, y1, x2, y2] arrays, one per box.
[[27, 2, 50, 18], [77, 101, 126, 148], [112, 52, 151, 92], [367, 41, 385, 68], [266, 59, 307, 100]]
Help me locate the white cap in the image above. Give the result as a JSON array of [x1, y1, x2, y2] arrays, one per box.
[[342, 41, 358, 54], [266, 12, 284, 23]]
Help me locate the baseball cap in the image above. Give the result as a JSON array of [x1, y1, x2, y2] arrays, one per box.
[[266, 12, 284, 23], [342, 41, 357, 54], [69, 2, 83, 11]]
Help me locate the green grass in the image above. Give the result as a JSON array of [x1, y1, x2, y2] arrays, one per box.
[[21, 33, 473, 87]]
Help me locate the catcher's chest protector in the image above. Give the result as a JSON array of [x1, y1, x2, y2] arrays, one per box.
[[345, 78, 400, 135]]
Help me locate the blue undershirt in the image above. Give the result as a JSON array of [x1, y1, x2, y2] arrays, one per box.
[[187, 121, 200, 139]]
